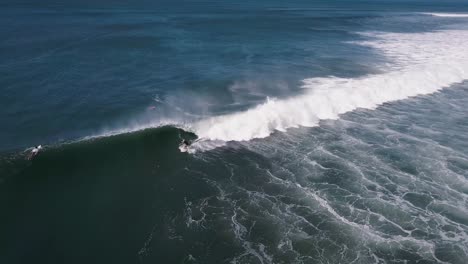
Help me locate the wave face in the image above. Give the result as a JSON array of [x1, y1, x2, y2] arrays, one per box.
[[4, 5, 468, 264], [193, 30, 468, 142]]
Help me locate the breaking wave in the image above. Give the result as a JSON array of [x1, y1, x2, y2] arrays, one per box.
[[422, 12, 468, 18], [192, 30, 468, 142]]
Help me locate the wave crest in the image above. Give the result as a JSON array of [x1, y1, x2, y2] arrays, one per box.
[[193, 30, 468, 142]]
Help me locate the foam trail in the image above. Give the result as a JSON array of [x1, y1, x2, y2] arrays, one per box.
[[193, 30, 468, 142], [423, 13, 468, 18]]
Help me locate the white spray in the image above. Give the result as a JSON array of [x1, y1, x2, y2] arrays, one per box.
[[192, 29, 468, 142]]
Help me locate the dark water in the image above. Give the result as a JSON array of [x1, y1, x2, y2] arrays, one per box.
[[1, 1, 468, 263]]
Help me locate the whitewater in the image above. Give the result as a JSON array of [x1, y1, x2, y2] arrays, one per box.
[[192, 29, 468, 142], [4, 5, 468, 264]]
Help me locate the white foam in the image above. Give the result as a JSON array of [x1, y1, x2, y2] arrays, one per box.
[[423, 12, 468, 18], [193, 30, 468, 142]]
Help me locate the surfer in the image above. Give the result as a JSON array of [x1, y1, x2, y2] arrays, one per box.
[[28, 145, 42, 160], [181, 139, 190, 147], [179, 139, 191, 152]]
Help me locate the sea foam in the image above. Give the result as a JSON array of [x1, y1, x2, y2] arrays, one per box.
[[422, 12, 468, 18], [192, 30, 468, 142]]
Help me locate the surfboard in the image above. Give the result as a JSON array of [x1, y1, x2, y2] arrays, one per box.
[[179, 144, 189, 153]]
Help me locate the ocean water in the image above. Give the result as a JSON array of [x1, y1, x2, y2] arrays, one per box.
[[1, 1, 468, 263]]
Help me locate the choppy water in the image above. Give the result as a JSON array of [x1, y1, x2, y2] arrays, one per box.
[[1, 1, 468, 263]]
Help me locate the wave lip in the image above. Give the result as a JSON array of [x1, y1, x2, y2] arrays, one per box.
[[193, 30, 468, 142]]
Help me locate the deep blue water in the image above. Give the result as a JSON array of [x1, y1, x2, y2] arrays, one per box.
[[1, 1, 468, 263]]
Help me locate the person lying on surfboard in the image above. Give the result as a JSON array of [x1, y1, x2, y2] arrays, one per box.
[[28, 145, 42, 160]]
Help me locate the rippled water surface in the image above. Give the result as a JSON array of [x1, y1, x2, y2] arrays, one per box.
[[1, 1, 468, 263]]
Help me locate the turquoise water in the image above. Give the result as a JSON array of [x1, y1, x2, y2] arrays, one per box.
[[1, 1, 468, 263]]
